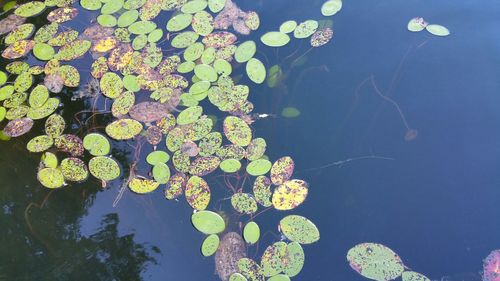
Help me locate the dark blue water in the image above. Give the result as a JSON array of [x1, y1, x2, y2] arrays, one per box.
[[1, 0, 500, 280]]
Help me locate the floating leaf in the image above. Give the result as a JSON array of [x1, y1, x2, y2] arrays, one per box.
[[27, 97, 59, 119], [220, 158, 241, 173], [54, 134, 84, 156], [146, 150, 170, 165], [231, 193, 257, 214], [407, 17, 428, 32], [83, 133, 110, 156], [153, 162, 171, 184], [202, 31, 237, 48], [321, 0, 342, 16], [252, 176, 272, 207], [294, 20, 318, 39], [129, 178, 160, 194], [128, 20, 157, 34], [402, 271, 430, 281], [2, 40, 35, 59], [38, 168, 65, 189], [166, 13, 193, 32], [283, 242, 305, 277], [81, 0, 102, 10], [426, 24, 450, 36], [101, 0, 124, 14], [279, 21, 297, 34], [3, 118, 33, 137], [235, 41, 256, 63], [483, 250, 500, 281], [261, 242, 288, 277], [279, 215, 319, 244], [237, 258, 264, 281], [185, 175, 211, 210], [55, 40, 91, 61], [118, 10, 139, 27], [191, 210, 225, 234], [243, 221, 260, 244], [208, 0, 225, 13], [223, 116, 252, 146], [246, 58, 266, 84], [5, 24, 35, 45], [45, 114, 65, 138], [47, 7, 78, 23], [164, 172, 186, 199], [270, 156, 294, 185], [246, 159, 272, 176], [311, 28, 333, 47], [171, 31, 199, 48], [60, 157, 89, 182], [229, 273, 248, 281], [41, 152, 58, 169], [105, 118, 143, 140], [177, 105, 203, 125], [181, 0, 207, 14], [281, 107, 300, 118], [100, 72, 123, 98], [272, 179, 308, 211], [202, 234, 220, 257], [192, 11, 214, 36], [15, 2, 46, 17], [260, 32, 290, 47], [89, 156, 121, 181], [27, 135, 53, 152], [347, 243, 405, 281]]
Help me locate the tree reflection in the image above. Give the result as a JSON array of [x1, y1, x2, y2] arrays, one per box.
[[0, 145, 159, 281]]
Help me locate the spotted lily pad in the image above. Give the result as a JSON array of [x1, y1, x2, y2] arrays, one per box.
[[191, 210, 225, 234], [189, 156, 220, 176], [38, 167, 65, 189], [402, 271, 430, 281], [27, 135, 53, 152], [100, 72, 123, 98], [407, 17, 428, 32], [261, 242, 289, 277], [185, 175, 211, 210], [237, 258, 264, 281], [311, 28, 333, 47], [105, 118, 143, 140], [177, 105, 203, 125], [60, 158, 89, 182], [89, 156, 121, 181], [15, 2, 46, 17], [164, 172, 186, 200], [129, 178, 160, 194], [270, 156, 294, 185], [252, 176, 272, 207], [2, 40, 35, 59], [231, 193, 257, 214], [47, 7, 78, 23], [3, 118, 33, 137], [294, 20, 318, 39], [55, 40, 91, 61], [346, 243, 405, 281], [45, 114, 65, 138], [223, 116, 252, 146], [283, 242, 305, 277], [272, 179, 308, 211], [279, 215, 319, 244]]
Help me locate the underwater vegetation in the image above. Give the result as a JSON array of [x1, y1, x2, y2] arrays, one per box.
[[0, 0, 340, 280]]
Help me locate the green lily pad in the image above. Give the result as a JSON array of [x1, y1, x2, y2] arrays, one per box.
[[117, 9, 139, 27], [128, 20, 157, 34], [153, 162, 171, 184], [60, 157, 89, 182], [171, 31, 199, 49], [347, 243, 405, 281], [129, 178, 160, 194], [279, 20, 297, 33], [243, 221, 260, 244], [213, 59, 232, 76], [426, 24, 450, 36], [27, 98, 59, 120], [194, 64, 218, 82], [112, 91, 135, 117], [101, 0, 124, 14], [220, 158, 241, 173], [81, 0, 102, 10], [83, 133, 110, 156], [191, 210, 225, 234], [231, 193, 257, 214], [27, 135, 53, 152], [208, 0, 225, 13], [279, 215, 320, 244], [148, 28, 163, 42], [55, 39, 91, 61], [283, 242, 305, 277], [38, 167, 65, 189], [261, 31, 290, 47], [192, 11, 214, 36], [97, 14, 117, 27], [181, 0, 207, 13], [201, 234, 220, 257], [14, 71, 32, 92], [184, 42, 205, 61], [281, 107, 300, 118], [321, 0, 342, 16], [89, 156, 121, 181], [105, 118, 143, 140], [407, 17, 428, 32], [294, 20, 319, 39], [246, 58, 266, 84], [147, 150, 170, 165], [123, 75, 140, 92], [235, 41, 256, 63], [177, 105, 203, 125], [5, 24, 35, 45], [0, 72, 6, 86], [185, 175, 211, 210], [229, 273, 247, 281], [132, 34, 148, 50], [29, 85, 49, 108], [15, 2, 46, 17], [246, 159, 272, 176], [166, 13, 193, 32], [41, 152, 58, 168], [402, 271, 430, 281]]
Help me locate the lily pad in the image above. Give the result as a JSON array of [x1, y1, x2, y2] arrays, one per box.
[[283, 242, 305, 277], [246, 159, 272, 176], [402, 271, 431, 281], [426, 24, 450, 36], [294, 20, 318, 39], [166, 13, 193, 32], [38, 167, 65, 189], [3, 118, 33, 137], [243, 221, 260, 244], [177, 105, 203, 125], [55, 40, 91, 61], [118, 10, 139, 27], [201, 234, 220, 257], [279, 21, 297, 34], [60, 157, 89, 182], [261, 31, 290, 47], [129, 178, 160, 194], [88, 156, 121, 181], [105, 118, 143, 140], [321, 0, 342, 16], [246, 58, 266, 84], [45, 114, 65, 138], [220, 158, 241, 173], [147, 150, 170, 165], [223, 116, 252, 146], [272, 179, 308, 211], [153, 162, 171, 184], [100, 72, 123, 98], [407, 17, 428, 32], [27, 135, 53, 152], [185, 175, 211, 210], [252, 176, 272, 207], [194, 64, 218, 82], [346, 243, 405, 281], [261, 242, 289, 277], [15, 2, 46, 17], [171, 31, 199, 49], [235, 41, 256, 63], [191, 210, 225, 234], [231, 193, 257, 214], [270, 156, 294, 185], [279, 215, 320, 244], [83, 133, 111, 156], [81, 0, 102, 10]]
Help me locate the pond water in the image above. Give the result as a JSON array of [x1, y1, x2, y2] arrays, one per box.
[[1, 0, 500, 281]]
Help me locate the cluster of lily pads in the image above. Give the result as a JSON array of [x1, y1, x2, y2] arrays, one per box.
[[407, 17, 450, 36], [0, 0, 341, 280]]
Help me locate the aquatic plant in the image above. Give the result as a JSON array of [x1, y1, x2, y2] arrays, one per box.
[[0, 0, 339, 280]]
